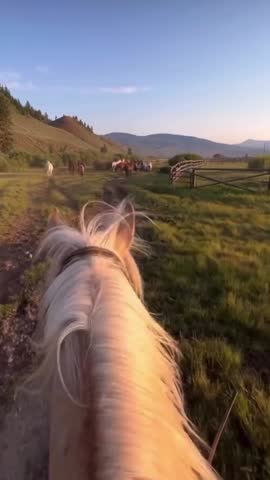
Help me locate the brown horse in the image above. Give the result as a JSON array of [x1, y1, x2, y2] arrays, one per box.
[[78, 162, 85, 176]]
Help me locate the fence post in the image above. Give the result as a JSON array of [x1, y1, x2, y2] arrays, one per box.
[[189, 169, 195, 189]]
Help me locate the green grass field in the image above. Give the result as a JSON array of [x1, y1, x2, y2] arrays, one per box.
[[127, 172, 270, 479], [0, 170, 269, 479], [0, 171, 112, 236]]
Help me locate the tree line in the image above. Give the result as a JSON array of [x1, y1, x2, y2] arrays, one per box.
[[0, 91, 13, 153], [0, 85, 50, 123], [71, 115, 94, 133]]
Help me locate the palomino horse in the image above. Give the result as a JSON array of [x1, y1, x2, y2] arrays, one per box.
[[32, 201, 218, 480], [46, 160, 54, 177]]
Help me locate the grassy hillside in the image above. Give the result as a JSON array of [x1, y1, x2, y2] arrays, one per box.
[[0, 87, 122, 156], [11, 110, 89, 153], [51, 115, 123, 153], [11, 111, 123, 156]]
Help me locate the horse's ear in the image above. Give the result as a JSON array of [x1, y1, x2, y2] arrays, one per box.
[[115, 202, 135, 256], [48, 207, 63, 228]]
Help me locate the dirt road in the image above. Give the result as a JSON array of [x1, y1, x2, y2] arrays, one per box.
[[0, 185, 50, 479]]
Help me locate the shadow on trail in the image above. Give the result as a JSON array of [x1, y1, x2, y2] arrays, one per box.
[[103, 179, 129, 205]]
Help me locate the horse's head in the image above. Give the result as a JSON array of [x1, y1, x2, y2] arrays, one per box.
[[43, 200, 144, 299], [33, 200, 218, 480]]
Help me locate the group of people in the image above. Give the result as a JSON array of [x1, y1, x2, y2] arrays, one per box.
[[112, 158, 153, 176]]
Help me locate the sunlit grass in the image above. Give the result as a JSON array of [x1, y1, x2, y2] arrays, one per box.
[[126, 172, 270, 479]]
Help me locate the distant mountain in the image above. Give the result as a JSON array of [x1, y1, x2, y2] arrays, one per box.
[[237, 139, 270, 150], [105, 132, 267, 158]]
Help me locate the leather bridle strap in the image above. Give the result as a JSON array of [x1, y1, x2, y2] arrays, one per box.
[[60, 245, 127, 278]]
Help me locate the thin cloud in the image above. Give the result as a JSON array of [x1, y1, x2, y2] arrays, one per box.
[[98, 86, 150, 94], [0, 71, 21, 82], [36, 65, 49, 74], [0, 71, 36, 91], [45, 85, 151, 95], [6, 81, 36, 91]]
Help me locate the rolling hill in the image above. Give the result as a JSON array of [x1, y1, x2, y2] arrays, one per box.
[[50, 116, 121, 152], [11, 112, 123, 155], [105, 132, 267, 158]]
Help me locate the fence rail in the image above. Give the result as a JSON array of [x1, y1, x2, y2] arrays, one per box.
[[170, 165, 270, 192], [170, 159, 205, 183]]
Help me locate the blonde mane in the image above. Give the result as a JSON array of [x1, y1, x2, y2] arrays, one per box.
[[34, 200, 218, 480]]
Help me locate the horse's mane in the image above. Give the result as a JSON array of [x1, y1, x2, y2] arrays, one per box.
[[33, 200, 218, 480]]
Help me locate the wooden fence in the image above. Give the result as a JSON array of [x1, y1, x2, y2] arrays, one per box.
[[170, 164, 270, 192], [170, 159, 205, 183], [190, 168, 270, 192]]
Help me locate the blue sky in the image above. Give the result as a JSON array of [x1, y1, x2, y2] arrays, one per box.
[[1, 0, 270, 142]]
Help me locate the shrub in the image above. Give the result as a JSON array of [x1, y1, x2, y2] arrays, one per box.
[[0, 154, 9, 172], [79, 150, 98, 165], [100, 144, 108, 154], [248, 157, 265, 169], [8, 151, 32, 168], [29, 154, 47, 168], [61, 152, 79, 166], [248, 156, 270, 169]]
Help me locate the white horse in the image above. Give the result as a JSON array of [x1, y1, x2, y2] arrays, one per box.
[[31, 201, 218, 480], [46, 160, 54, 177]]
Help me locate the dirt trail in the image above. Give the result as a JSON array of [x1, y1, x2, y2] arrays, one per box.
[[0, 179, 128, 480], [0, 190, 49, 479], [0, 211, 43, 304], [103, 178, 128, 204]]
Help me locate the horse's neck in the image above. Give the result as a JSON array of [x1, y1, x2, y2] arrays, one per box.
[[50, 374, 89, 480], [49, 264, 216, 480]]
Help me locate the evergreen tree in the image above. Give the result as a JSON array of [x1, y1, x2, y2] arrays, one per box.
[[100, 144, 108, 154], [25, 100, 31, 111], [0, 93, 13, 153]]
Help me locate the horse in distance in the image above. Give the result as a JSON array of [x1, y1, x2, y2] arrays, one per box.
[[46, 160, 54, 177]]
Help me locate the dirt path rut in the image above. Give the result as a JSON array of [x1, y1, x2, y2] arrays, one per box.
[[0, 190, 49, 480]]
